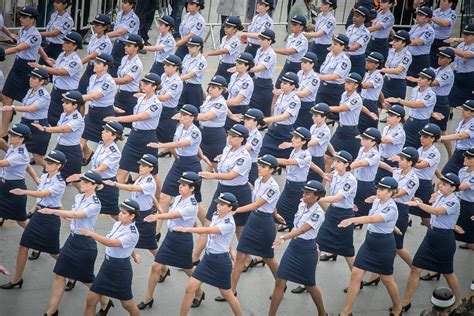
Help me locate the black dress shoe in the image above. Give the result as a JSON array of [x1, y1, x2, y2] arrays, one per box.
[[158, 151, 172, 158], [0, 279, 23, 289], [420, 272, 440, 281], [65, 280, 76, 291], [28, 251, 41, 260], [96, 299, 114, 316], [43, 311, 58, 316], [408, 218, 412, 227], [137, 299, 154, 310], [277, 224, 290, 232], [362, 277, 380, 287], [353, 224, 363, 229], [30, 158, 36, 165], [242, 263, 252, 273], [320, 253, 337, 261], [192, 259, 200, 266], [291, 285, 307, 294], [191, 292, 205, 308], [343, 281, 363, 293], [215, 292, 236, 302], [0, 217, 5, 226], [26, 211, 34, 219], [158, 268, 170, 283], [81, 151, 94, 166], [269, 285, 287, 299], [459, 244, 469, 249], [389, 302, 411, 312], [126, 174, 135, 184], [251, 258, 266, 267], [156, 232, 161, 243]]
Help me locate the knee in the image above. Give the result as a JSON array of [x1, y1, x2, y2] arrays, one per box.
[[151, 262, 161, 273], [235, 252, 246, 263], [86, 293, 98, 306], [275, 279, 286, 289], [410, 266, 422, 275]]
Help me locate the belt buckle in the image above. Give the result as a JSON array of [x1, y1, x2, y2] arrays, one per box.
[[105, 254, 110, 260]]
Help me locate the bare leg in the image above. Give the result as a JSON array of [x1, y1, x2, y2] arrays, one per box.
[[11, 245, 29, 283], [80, 138, 92, 160], [441, 131, 453, 158], [218, 288, 243, 316], [192, 208, 210, 262], [180, 277, 202, 316], [46, 275, 67, 314], [268, 278, 287, 316], [153, 174, 161, 202], [380, 274, 402, 315], [16, 220, 28, 229], [120, 299, 140, 316], [116, 169, 129, 184], [143, 262, 162, 303], [344, 256, 355, 271], [401, 266, 422, 306], [32, 154, 46, 168], [421, 217, 431, 227], [443, 273, 463, 307], [306, 285, 326, 315], [263, 258, 279, 278], [150, 248, 158, 257], [230, 251, 246, 293], [340, 267, 365, 315], [364, 272, 380, 283], [84, 291, 102, 316], [396, 248, 413, 266]]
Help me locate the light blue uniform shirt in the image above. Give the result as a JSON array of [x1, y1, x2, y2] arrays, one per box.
[[297, 70, 319, 102], [254, 47, 276, 79], [45, 11, 74, 44], [409, 87, 437, 120], [132, 95, 162, 130], [88, 73, 117, 107], [286, 148, 311, 182], [206, 212, 235, 254], [247, 128, 262, 162], [393, 168, 419, 204], [174, 123, 201, 156], [320, 52, 351, 84], [70, 193, 101, 234], [309, 123, 331, 157], [179, 12, 205, 38], [415, 145, 440, 180], [354, 146, 380, 182], [457, 167, 474, 202], [117, 55, 143, 92], [313, 11, 336, 45], [367, 198, 398, 234], [132, 174, 156, 210], [228, 73, 254, 106], [371, 10, 394, 39], [294, 201, 325, 240], [167, 194, 199, 230], [453, 42, 474, 73], [2, 144, 29, 180], [182, 53, 207, 84], [254, 176, 280, 213], [430, 193, 460, 229], [17, 26, 41, 60], [380, 123, 405, 159], [36, 173, 65, 208], [247, 13, 273, 45], [339, 91, 363, 126], [346, 24, 370, 55], [384, 47, 412, 79], [114, 10, 139, 41], [21, 86, 50, 120], [217, 145, 251, 186], [329, 171, 357, 209], [87, 34, 112, 65], [91, 142, 121, 179], [219, 35, 240, 64], [57, 110, 84, 146], [273, 91, 300, 125], [199, 95, 228, 128], [105, 221, 139, 258], [433, 65, 454, 96], [361, 70, 383, 101], [159, 73, 183, 108], [53, 51, 83, 90], [409, 23, 435, 56], [453, 117, 474, 150], [154, 32, 176, 63], [432, 8, 457, 39], [286, 32, 308, 62]]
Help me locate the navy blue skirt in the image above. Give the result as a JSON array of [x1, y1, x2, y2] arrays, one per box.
[[214, 62, 235, 84], [79, 63, 94, 94], [155, 230, 193, 269], [110, 40, 125, 77], [206, 183, 252, 226], [120, 129, 158, 172], [366, 37, 389, 61], [277, 237, 318, 286], [20, 208, 60, 254], [200, 126, 226, 162], [315, 82, 344, 121], [294, 101, 314, 130], [97, 177, 120, 215], [354, 180, 375, 217], [354, 231, 396, 275], [244, 43, 260, 58], [430, 95, 450, 131], [54, 234, 97, 283], [162, 155, 202, 202], [192, 252, 232, 289], [55, 144, 82, 180], [48, 87, 69, 127], [375, 158, 397, 184], [358, 99, 379, 134], [310, 43, 331, 73], [91, 256, 134, 300], [316, 205, 355, 257], [260, 123, 293, 158], [449, 71, 474, 108], [114, 90, 138, 129], [135, 209, 158, 250], [83, 106, 115, 143], [3, 57, 34, 102], [429, 38, 448, 68], [409, 179, 433, 218], [394, 202, 409, 249], [277, 180, 305, 228], [150, 61, 164, 76], [237, 210, 276, 258], [407, 55, 430, 87], [404, 117, 429, 149], [174, 45, 188, 60], [179, 83, 203, 108], [248, 162, 258, 185], [455, 199, 474, 243], [441, 149, 465, 176], [382, 77, 406, 100], [156, 106, 178, 143], [21, 118, 51, 155], [0, 179, 27, 221], [331, 125, 360, 160], [249, 78, 273, 117], [307, 156, 325, 182], [225, 104, 249, 131], [349, 54, 366, 78], [413, 227, 456, 274], [275, 61, 301, 89]]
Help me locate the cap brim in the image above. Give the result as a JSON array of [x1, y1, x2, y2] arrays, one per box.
[[387, 109, 403, 117], [80, 174, 97, 183], [138, 159, 154, 167], [375, 182, 394, 189], [45, 156, 62, 164], [8, 130, 24, 137]]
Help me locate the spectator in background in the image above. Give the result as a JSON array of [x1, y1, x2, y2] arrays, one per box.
[[345, 0, 376, 29], [135, 0, 158, 47], [288, 0, 317, 34], [172, 0, 186, 36]]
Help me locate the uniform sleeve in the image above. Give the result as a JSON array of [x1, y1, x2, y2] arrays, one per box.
[[448, 12, 457, 26], [371, 73, 383, 91], [248, 134, 262, 153], [47, 180, 66, 198], [467, 175, 474, 191], [292, 37, 308, 54], [129, 62, 143, 82], [225, 38, 240, 56], [364, 151, 380, 167], [306, 210, 324, 231], [145, 102, 162, 119], [231, 156, 251, 176], [238, 79, 254, 101], [167, 80, 183, 100], [391, 130, 406, 146], [215, 220, 234, 236], [101, 149, 121, 169], [421, 91, 436, 109], [378, 14, 394, 29], [420, 28, 434, 45], [125, 17, 139, 34], [437, 71, 453, 88], [84, 201, 101, 218], [26, 34, 41, 48], [58, 17, 73, 35], [285, 99, 301, 117], [337, 177, 357, 198], [404, 176, 419, 198], [208, 102, 227, 117], [304, 75, 320, 95], [262, 185, 279, 205], [5, 153, 26, 167], [333, 58, 351, 78], [294, 151, 311, 168], [35, 93, 51, 112], [66, 117, 83, 132], [347, 97, 362, 111], [140, 180, 156, 197], [178, 204, 198, 221], [424, 150, 441, 167], [321, 17, 335, 35], [63, 58, 82, 76], [98, 40, 113, 54], [190, 17, 205, 36], [467, 123, 474, 140], [400, 53, 412, 71], [380, 205, 398, 222], [118, 229, 139, 248], [183, 128, 201, 146], [163, 37, 176, 56], [356, 32, 370, 47], [260, 53, 276, 71], [443, 199, 460, 215], [191, 59, 207, 78]]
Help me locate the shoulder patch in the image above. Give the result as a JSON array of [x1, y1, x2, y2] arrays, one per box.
[[224, 218, 230, 223], [191, 131, 199, 139], [171, 83, 178, 90], [101, 82, 110, 90], [213, 103, 223, 110], [350, 99, 358, 105], [147, 177, 153, 183], [428, 153, 436, 159], [289, 102, 297, 109], [341, 62, 348, 70], [407, 180, 415, 189], [38, 89, 44, 96], [110, 145, 117, 153], [18, 147, 24, 154], [267, 189, 275, 198], [251, 138, 259, 146], [56, 174, 64, 182], [130, 225, 138, 233], [343, 183, 351, 191], [150, 104, 159, 112], [310, 212, 320, 221], [381, 207, 390, 213], [72, 113, 78, 119], [264, 56, 271, 62], [68, 61, 77, 68], [312, 78, 319, 86], [402, 57, 410, 64], [236, 158, 244, 166], [198, 63, 205, 70], [93, 196, 100, 203], [446, 201, 455, 207], [242, 82, 249, 89], [441, 73, 449, 80], [131, 65, 139, 72], [191, 197, 197, 205]]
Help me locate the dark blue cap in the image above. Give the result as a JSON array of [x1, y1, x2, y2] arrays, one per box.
[[461, 100, 474, 111], [80, 170, 103, 184], [335, 150, 353, 163], [243, 108, 264, 120], [281, 72, 299, 86], [178, 171, 201, 185], [376, 177, 398, 189], [259, 29, 276, 42], [362, 127, 382, 142], [236, 52, 254, 65], [62, 90, 83, 103], [142, 72, 161, 85], [45, 150, 66, 164], [301, 52, 317, 63], [224, 16, 243, 30], [103, 121, 124, 134], [367, 51, 384, 64], [321, 0, 337, 8], [258, 154, 278, 168], [124, 34, 143, 46], [9, 123, 31, 137], [416, 7, 433, 18], [29, 67, 49, 80], [431, 286, 455, 309], [393, 30, 411, 44], [139, 154, 158, 167], [0, 47, 5, 62], [186, 0, 205, 8], [20, 6, 39, 18], [258, 0, 274, 9], [209, 75, 227, 88], [187, 35, 204, 46], [158, 15, 175, 27], [290, 15, 307, 26], [228, 124, 249, 138], [437, 47, 455, 60], [303, 180, 326, 195], [419, 123, 441, 138], [311, 102, 331, 116], [120, 198, 140, 212], [354, 6, 370, 17], [92, 13, 111, 25], [179, 104, 199, 116], [164, 54, 182, 66], [334, 33, 349, 46], [95, 53, 114, 64], [463, 23, 474, 34], [440, 173, 460, 187], [387, 104, 406, 117], [64, 31, 83, 46], [419, 68, 436, 80], [346, 72, 363, 84], [399, 146, 419, 161], [463, 146, 474, 158], [215, 192, 238, 206], [292, 126, 311, 140]]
